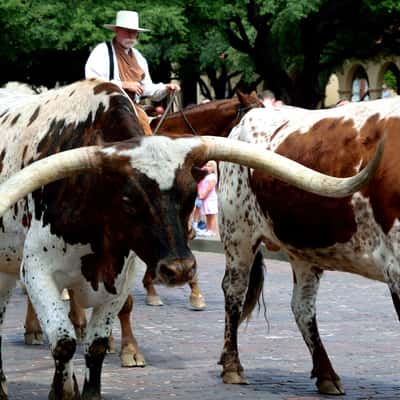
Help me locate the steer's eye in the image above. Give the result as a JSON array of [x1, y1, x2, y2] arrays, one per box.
[[121, 195, 139, 216], [122, 195, 135, 208]]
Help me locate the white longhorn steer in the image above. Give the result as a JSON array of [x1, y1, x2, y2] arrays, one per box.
[[218, 101, 396, 395]]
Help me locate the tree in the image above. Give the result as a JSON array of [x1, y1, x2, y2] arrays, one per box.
[[384, 70, 397, 89], [0, 0, 255, 103], [3, 0, 400, 107], [0, 0, 111, 87], [201, 0, 400, 107], [0, 0, 188, 89]]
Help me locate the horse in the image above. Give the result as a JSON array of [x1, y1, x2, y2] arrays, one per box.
[[151, 90, 263, 137]]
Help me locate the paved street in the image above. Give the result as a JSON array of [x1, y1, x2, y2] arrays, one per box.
[[2, 249, 400, 400]]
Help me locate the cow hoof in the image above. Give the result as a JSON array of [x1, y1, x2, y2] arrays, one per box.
[[24, 332, 44, 345], [107, 336, 116, 354], [222, 371, 248, 385], [189, 293, 206, 310], [146, 295, 163, 306], [49, 390, 81, 400], [317, 378, 345, 395], [49, 379, 80, 400], [49, 376, 80, 400], [120, 352, 146, 367]]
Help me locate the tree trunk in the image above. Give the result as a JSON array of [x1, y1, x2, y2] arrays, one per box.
[[180, 61, 199, 106]]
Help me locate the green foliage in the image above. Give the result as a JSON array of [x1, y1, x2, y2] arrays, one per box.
[[384, 70, 397, 89], [207, 0, 400, 106], [2, 0, 400, 106], [138, 4, 189, 74], [0, 0, 191, 86]]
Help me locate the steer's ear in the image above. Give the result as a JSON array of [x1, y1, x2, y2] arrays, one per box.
[[191, 166, 208, 183]]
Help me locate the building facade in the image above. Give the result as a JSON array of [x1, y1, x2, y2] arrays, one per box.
[[325, 56, 400, 107]]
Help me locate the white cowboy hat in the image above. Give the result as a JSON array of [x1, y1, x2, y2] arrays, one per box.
[[104, 10, 150, 32]]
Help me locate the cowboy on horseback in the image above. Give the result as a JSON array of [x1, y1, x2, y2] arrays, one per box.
[[85, 10, 180, 133]]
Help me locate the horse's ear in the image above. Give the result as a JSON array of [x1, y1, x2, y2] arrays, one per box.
[[236, 89, 246, 104]]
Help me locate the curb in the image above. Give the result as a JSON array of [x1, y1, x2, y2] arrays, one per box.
[[190, 237, 288, 262]]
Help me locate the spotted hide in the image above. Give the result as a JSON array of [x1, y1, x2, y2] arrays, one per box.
[[218, 99, 398, 395], [0, 79, 202, 400], [0, 79, 384, 399]]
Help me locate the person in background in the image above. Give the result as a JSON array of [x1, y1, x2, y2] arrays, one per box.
[[259, 89, 283, 108], [382, 83, 394, 99], [335, 98, 350, 107], [191, 166, 208, 235], [85, 10, 179, 115], [197, 161, 218, 237], [154, 105, 165, 115], [191, 196, 205, 234]]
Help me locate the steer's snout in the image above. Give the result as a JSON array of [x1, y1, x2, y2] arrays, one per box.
[[157, 255, 197, 286]]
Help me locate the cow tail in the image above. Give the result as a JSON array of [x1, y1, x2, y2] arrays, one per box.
[[239, 250, 267, 325]]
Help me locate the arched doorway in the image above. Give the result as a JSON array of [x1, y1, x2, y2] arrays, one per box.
[[351, 66, 369, 102], [382, 62, 400, 97]]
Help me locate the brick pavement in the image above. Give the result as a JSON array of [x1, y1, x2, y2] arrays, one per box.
[[2, 250, 400, 399]]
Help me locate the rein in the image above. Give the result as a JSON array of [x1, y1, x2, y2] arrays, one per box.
[[232, 103, 260, 126], [153, 96, 199, 136], [152, 93, 176, 135], [179, 107, 198, 135], [153, 96, 262, 136]]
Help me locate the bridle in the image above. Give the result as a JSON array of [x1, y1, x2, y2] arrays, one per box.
[[179, 107, 198, 135], [152, 95, 262, 136], [232, 103, 262, 127], [152, 92, 177, 135]]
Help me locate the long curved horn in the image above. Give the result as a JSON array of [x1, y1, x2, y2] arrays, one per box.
[[0, 146, 102, 217], [198, 133, 385, 198]]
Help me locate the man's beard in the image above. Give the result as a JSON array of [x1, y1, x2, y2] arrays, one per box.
[[121, 38, 137, 48]]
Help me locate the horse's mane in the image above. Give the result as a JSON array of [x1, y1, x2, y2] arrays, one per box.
[[164, 98, 238, 119], [149, 92, 262, 136]]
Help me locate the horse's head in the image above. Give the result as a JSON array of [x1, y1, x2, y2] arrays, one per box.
[[236, 89, 264, 115], [212, 90, 264, 138], [150, 91, 264, 138]]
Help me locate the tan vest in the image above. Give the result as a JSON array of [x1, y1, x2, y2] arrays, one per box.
[[113, 39, 145, 83]]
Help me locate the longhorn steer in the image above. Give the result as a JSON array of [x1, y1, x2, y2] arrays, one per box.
[[217, 101, 393, 395], [0, 79, 381, 399], [0, 79, 201, 399], [22, 89, 264, 368], [21, 89, 264, 369]]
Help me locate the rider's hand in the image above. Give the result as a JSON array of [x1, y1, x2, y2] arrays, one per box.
[[165, 83, 180, 93], [123, 81, 144, 96]]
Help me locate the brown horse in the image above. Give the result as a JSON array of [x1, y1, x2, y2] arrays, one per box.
[[151, 90, 263, 137], [24, 90, 264, 368]]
